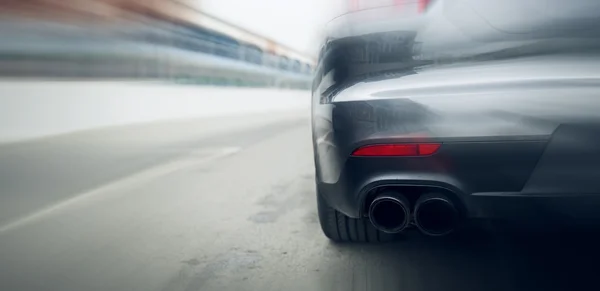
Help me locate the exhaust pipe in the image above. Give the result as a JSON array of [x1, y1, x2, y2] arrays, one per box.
[[414, 192, 459, 237], [368, 192, 411, 233]]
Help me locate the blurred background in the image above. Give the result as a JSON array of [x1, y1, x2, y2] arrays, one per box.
[[0, 3, 352, 291], [3, 1, 600, 291], [0, 0, 334, 87], [0, 0, 342, 142]]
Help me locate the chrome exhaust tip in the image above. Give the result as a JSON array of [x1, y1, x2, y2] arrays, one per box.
[[368, 192, 411, 234], [414, 192, 459, 237]]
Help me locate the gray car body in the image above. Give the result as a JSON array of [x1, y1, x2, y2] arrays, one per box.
[[311, 0, 600, 226]]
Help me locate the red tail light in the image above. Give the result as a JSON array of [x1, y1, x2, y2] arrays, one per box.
[[418, 0, 431, 13], [346, 0, 433, 13], [349, 0, 360, 11], [351, 143, 441, 157]]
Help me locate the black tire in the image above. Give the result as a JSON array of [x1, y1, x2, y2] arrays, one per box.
[[316, 190, 397, 243]]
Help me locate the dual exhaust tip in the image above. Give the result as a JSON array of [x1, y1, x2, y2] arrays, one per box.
[[368, 191, 459, 236]]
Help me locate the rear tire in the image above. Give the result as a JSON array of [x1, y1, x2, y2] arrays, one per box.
[[316, 190, 397, 243]]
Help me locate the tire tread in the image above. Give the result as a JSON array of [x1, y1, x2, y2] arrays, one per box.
[[317, 191, 396, 243]]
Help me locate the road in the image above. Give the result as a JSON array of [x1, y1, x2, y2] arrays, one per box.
[[0, 109, 598, 291]]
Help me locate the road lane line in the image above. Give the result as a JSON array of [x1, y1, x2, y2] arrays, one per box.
[[0, 146, 241, 235]]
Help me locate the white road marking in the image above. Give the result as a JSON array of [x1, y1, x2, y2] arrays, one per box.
[[0, 146, 241, 234]]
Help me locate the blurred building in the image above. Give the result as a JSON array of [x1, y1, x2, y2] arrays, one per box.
[[0, 0, 314, 87]]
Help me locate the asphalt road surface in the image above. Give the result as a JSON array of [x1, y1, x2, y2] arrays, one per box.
[[0, 110, 598, 291]]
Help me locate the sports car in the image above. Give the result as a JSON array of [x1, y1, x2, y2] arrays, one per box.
[[312, 0, 600, 242]]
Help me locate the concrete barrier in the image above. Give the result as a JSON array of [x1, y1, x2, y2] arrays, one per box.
[[0, 81, 310, 143]]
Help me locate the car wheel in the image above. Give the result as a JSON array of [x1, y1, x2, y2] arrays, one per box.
[[316, 190, 397, 243]]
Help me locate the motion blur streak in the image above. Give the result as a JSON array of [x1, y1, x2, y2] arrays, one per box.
[[0, 0, 314, 87], [4, 0, 600, 291]]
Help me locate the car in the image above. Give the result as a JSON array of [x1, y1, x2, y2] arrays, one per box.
[[311, 0, 600, 242]]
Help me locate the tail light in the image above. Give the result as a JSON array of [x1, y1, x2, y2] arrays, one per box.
[[351, 143, 441, 157], [417, 0, 432, 13], [347, 0, 391, 12], [346, 0, 433, 13]]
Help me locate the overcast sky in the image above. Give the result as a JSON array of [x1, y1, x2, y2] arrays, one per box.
[[196, 0, 343, 55]]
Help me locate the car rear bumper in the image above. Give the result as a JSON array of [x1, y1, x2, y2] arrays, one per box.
[[316, 137, 551, 219], [314, 98, 600, 225], [468, 192, 600, 225], [318, 174, 600, 227]]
